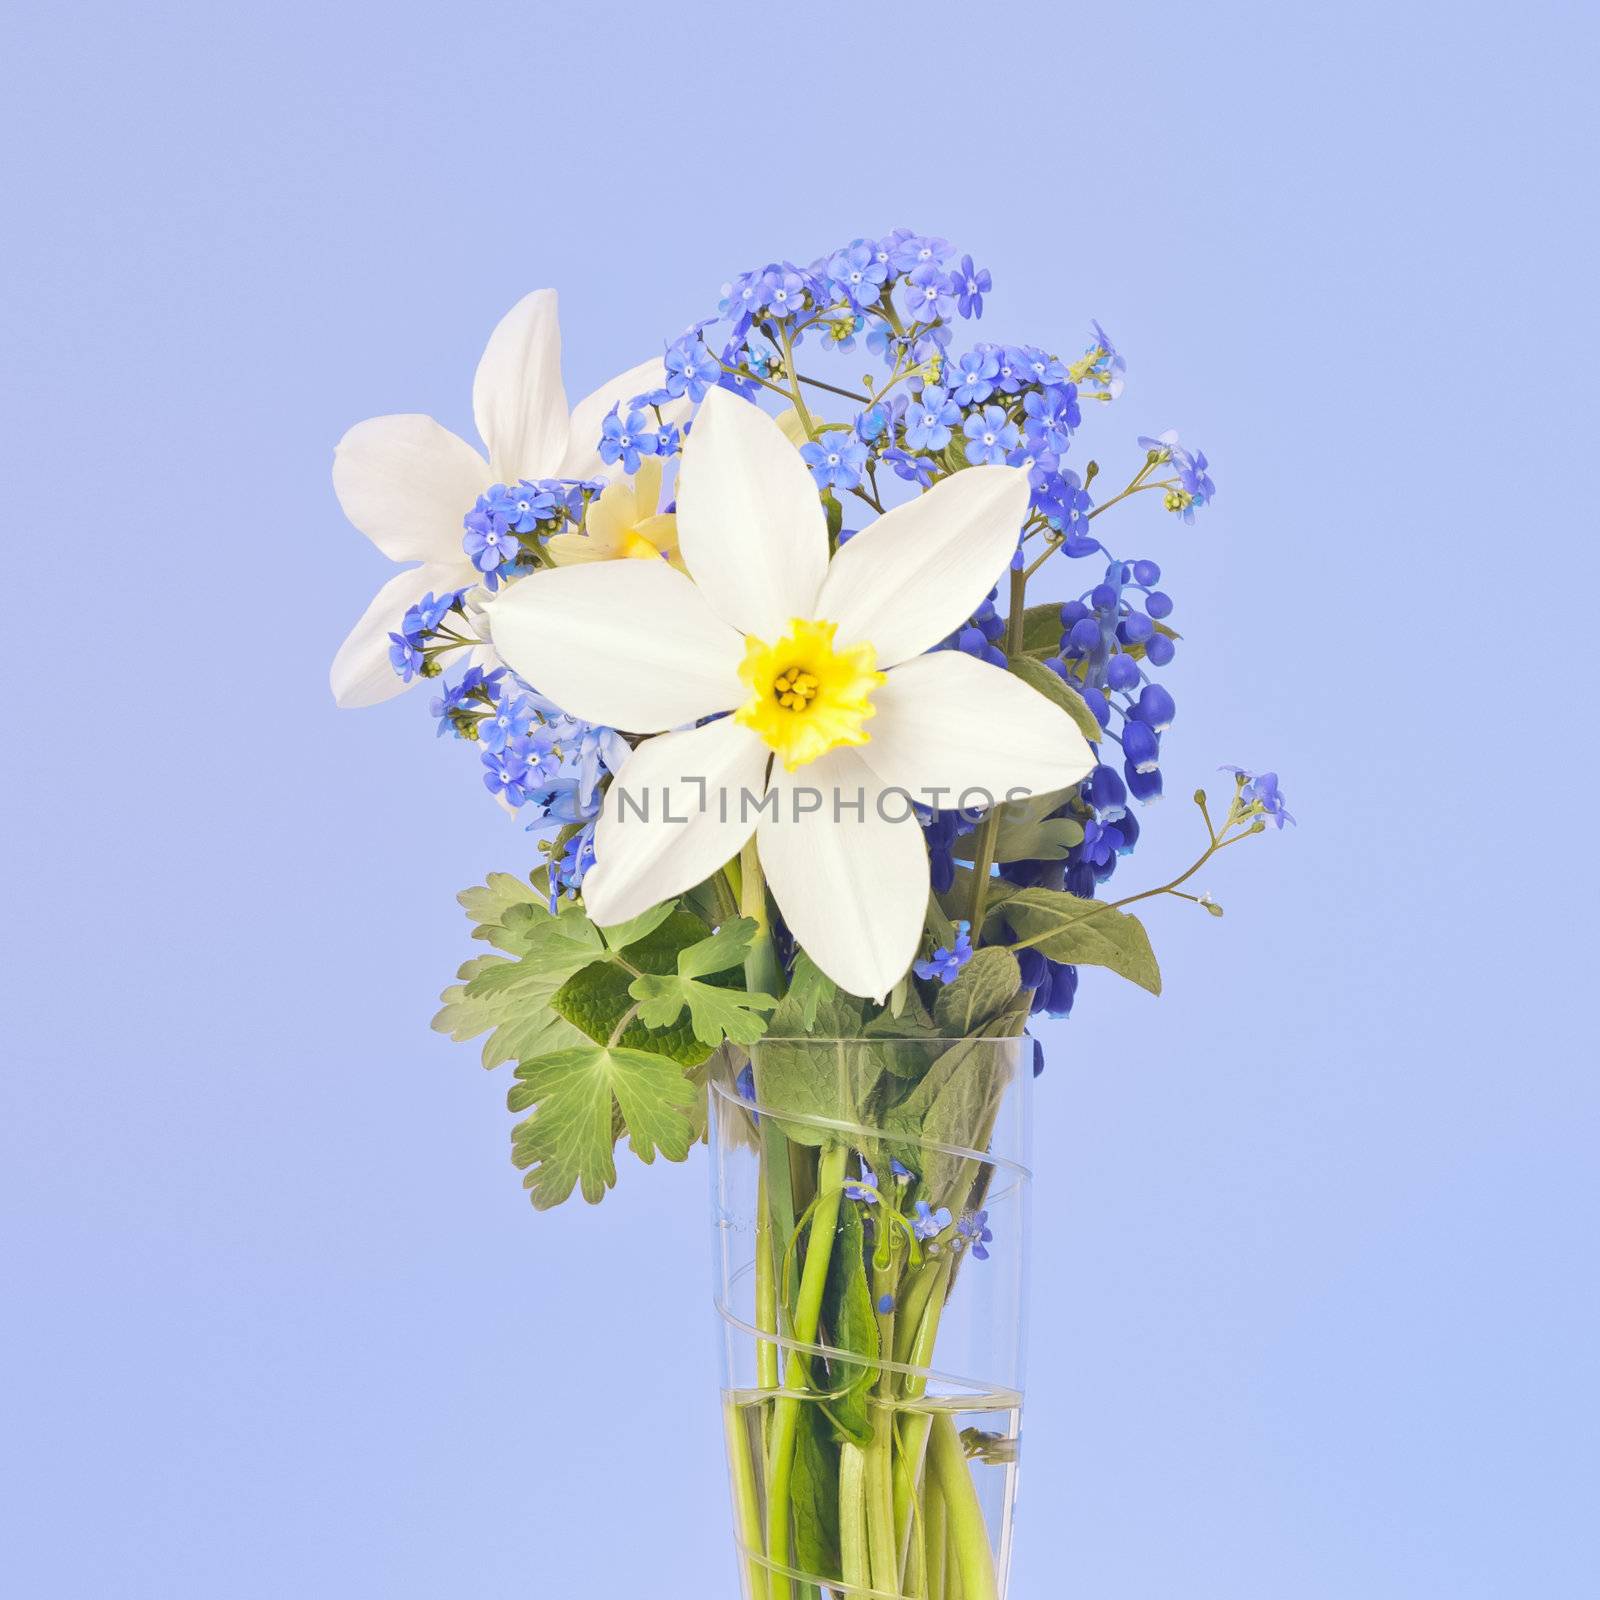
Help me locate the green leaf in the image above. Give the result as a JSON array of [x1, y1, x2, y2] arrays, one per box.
[[819, 1198, 879, 1445], [932, 947, 1023, 1034], [432, 947, 588, 1075], [882, 1016, 1031, 1209], [456, 870, 542, 929], [790, 1405, 842, 1581], [550, 961, 713, 1067], [1018, 603, 1064, 658], [595, 902, 675, 952], [622, 917, 776, 1049], [996, 888, 1162, 995], [768, 953, 864, 1039], [629, 972, 776, 1048], [1007, 655, 1103, 744], [992, 790, 1085, 863], [508, 1044, 698, 1209], [677, 917, 759, 978]]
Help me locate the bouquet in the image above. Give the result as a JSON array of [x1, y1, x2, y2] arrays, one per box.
[[331, 229, 1289, 1599]]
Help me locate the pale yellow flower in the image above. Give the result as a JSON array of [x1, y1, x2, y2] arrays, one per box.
[[546, 456, 681, 569]]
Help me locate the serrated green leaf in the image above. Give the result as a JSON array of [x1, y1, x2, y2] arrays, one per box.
[[1007, 655, 1103, 744], [509, 1044, 698, 1208], [933, 947, 1023, 1034], [996, 888, 1162, 995], [551, 961, 712, 1066], [628, 971, 776, 1048], [433, 946, 589, 1070], [457, 871, 542, 928]]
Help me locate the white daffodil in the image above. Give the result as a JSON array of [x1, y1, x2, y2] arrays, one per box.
[[487, 387, 1095, 998], [329, 290, 687, 708]]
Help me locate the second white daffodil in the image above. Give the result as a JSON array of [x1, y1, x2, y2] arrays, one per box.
[[487, 387, 1095, 998]]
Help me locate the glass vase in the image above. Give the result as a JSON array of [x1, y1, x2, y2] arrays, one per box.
[[710, 1036, 1033, 1600]]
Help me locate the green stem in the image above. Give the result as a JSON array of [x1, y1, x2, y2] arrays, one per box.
[[776, 325, 819, 439], [764, 1144, 849, 1600], [930, 1414, 997, 1600], [966, 565, 1029, 934], [839, 1442, 871, 1593], [892, 1257, 953, 1571], [725, 1399, 767, 1599], [1107, 823, 1255, 912], [866, 1402, 898, 1592], [755, 1170, 780, 1395], [923, 1476, 946, 1600]]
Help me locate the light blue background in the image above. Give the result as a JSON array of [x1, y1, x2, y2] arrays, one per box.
[[3, 3, 1596, 1596]]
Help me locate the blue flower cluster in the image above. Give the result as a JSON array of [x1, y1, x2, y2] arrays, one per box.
[[386, 588, 469, 683], [462, 477, 602, 589]]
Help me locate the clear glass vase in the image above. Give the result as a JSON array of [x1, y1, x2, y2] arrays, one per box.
[[710, 1036, 1033, 1600]]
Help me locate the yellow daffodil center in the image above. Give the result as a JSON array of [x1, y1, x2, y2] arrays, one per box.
[[735, 617, 885, 771]]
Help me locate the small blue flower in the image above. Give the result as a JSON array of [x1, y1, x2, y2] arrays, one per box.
[[801, 431, 869, 491], [761, 265, 806, 318], [499, 482, 557, 533], [547, 819, 598, 907], [885, 230, 951, 273], [914, 920, 973, 984], [876, 1292, 895, 1314], [1223, 767, 1295, 828], [479, 692, 537, 754], [828, 240, 889, 308], [481, 745, 530, 805], [463, 502, 517, 574], [884, 446, 936, 487], [890, 1159, 913, 1184], [962, 406, 1019, 466], [953, 255, 991, 318], [1122, 718, 1160, 774], [844, 1158, 879, 1204], [956, 1209, 993, 1261], [912, 1200, 952, 1242], [598, 407, 658, 475], [1083, 320, 1126, 398], [1018, 348, 1070, 387], [899, 263, 957, 325], [1131, 684, 1176, 732], [1022, 386, 1080, 456], [665, 336, 720, 402], [950, 349, 999, 406], [387, 632, 423, 681], [903, 385, 960, 452]]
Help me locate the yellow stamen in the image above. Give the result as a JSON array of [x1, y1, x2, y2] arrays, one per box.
[[735, 617, 885, 770]]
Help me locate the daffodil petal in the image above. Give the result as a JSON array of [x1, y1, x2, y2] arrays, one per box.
[[330, 561, 473, 708], [332, 414, 489, 564], [581, 719, 770, 926], [674, 386, 829, 639], [485, 560, 744, 733], [859, 652, 1096, 802], [473, 289, 570, 483], [563, 359, 690, 483], [815, 465, 1030, 668], [758, 747, 928, 1000]]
